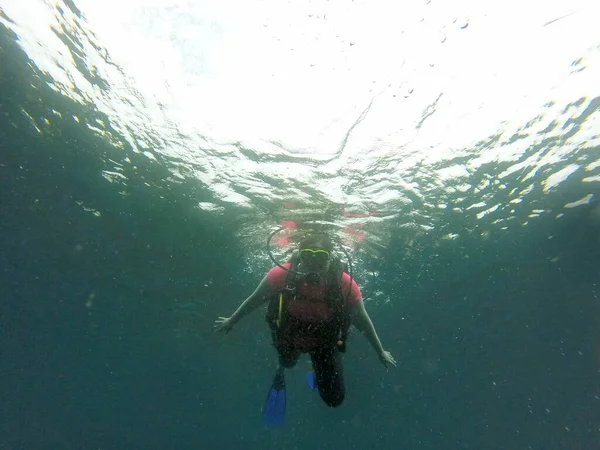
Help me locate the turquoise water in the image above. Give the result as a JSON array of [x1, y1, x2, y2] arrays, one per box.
[[1, 1, 600, 448]]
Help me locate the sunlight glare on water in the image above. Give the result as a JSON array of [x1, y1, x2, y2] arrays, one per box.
[[2, 0, 599, 252]]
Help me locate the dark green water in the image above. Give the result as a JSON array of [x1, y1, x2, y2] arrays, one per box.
[[2, 19, 600, 450]]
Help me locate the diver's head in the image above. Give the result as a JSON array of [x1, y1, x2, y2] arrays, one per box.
[[298, 234, 333, 284]]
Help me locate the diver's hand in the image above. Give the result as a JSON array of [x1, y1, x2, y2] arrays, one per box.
[[379, 350, 397, 368], [214, 316, 235, 334]]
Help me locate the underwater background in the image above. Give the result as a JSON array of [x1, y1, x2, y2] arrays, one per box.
[[1, 1, 600, 449]]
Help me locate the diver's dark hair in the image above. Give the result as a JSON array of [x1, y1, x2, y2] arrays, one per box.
[[299, 234, 333, 252]]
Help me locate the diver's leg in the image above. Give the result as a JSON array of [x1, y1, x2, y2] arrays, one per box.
[[309, 347, 344, 407], [275, 339, 300, 368]]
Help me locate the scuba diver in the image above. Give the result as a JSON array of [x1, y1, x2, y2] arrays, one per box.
[[214, 233, 396, 425]]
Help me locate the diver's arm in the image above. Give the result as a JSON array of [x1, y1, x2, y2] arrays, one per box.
[[228, 276, 272, 325], [351, 300, 397, 367], [352, 300, 385, 355]]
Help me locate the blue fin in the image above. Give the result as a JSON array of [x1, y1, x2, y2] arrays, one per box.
[[263, 368, 286, 426], [306, 371, 317, 391]]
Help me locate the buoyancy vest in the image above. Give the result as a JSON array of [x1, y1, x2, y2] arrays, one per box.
[[266, 251, 352, 352]]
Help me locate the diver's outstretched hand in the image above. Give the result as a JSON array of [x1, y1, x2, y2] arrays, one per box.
[[379, 350, 397, 368], [214, 316, 235, 334]]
